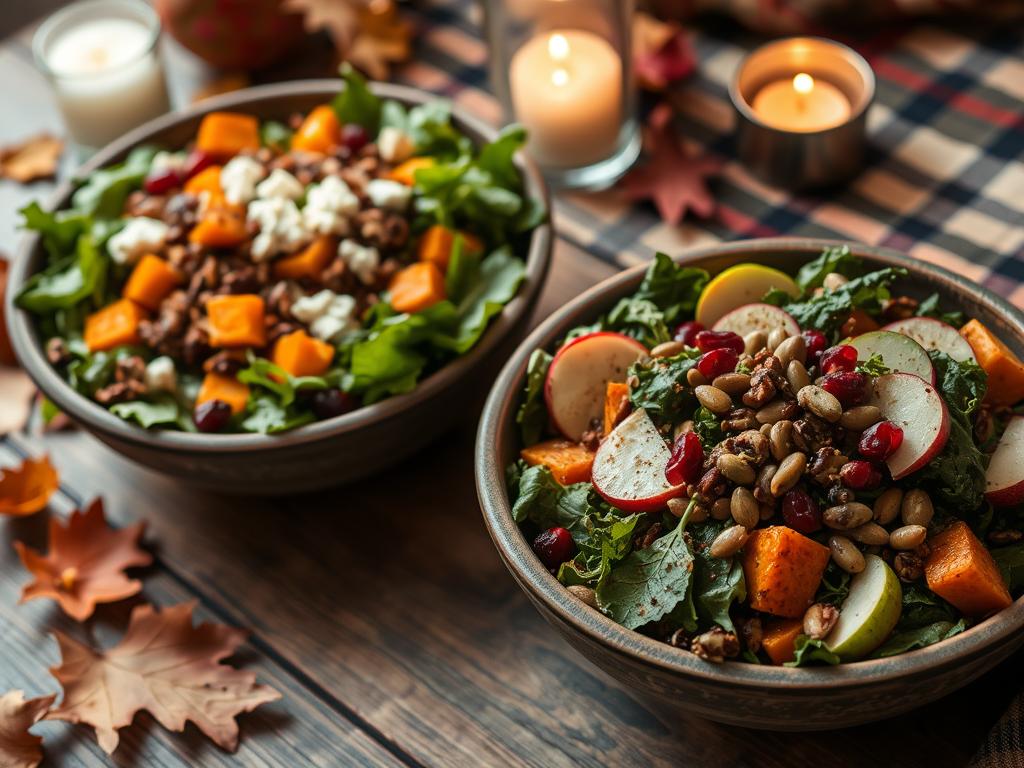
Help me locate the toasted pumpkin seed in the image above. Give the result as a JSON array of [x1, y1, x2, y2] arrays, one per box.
[[823, 502, 874, 530], [711, 498, 732, 520], [652, 340, 687, 358], [829, 535, 866, 574], [767, 326, 789, 353], [718, 454, 756, 485], [744, 331, 767, 356], [797, 385, 842, 422], [567, 585, 598, 608], [695, 385, 732, 414], [840, 405, 883, 431], [873, 487, 903, 525], [756, 400, 794, 424], [771, 452, 807, 496], [890, 524, 927, 550], [786, 360, 811, 393], [848, 522, 890, 546], [769, 420, 793, 461], [713, 372, 752, 395], [710, 525, 750, 558], [901, 489, 934, 527], [687, 368, 708, 388], [730, 487, 759, 528], [774, 334, 807, 367]]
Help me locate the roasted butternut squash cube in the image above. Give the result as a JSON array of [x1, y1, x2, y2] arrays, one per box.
[[122, 254, 183, 311], [388, 157, 435, 186], [195, 112, 260, 159], [742, 526, 830, 618], [206, 294, 267, 348], [291, 105, 341, 154], [603, 381, 631, 436], [388, 262, 445, 315], [84, 299, 146, 352], [272, 329, 335, 377], [925, 521, 1013, 617], [762, 619, 805, 665], [188, 208, 248, 248], [196, 372, 250, 415], [520, 440, 595, 485], [272, 236, 336, 281], [961, 319, 1024, 406], [417, 225, 484, 272]]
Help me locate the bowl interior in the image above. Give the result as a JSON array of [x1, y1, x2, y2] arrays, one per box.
[[8, 81, 552, 453], [478, 237, 1024, 687]]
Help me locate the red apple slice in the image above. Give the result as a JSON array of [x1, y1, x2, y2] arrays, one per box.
[[544, 331, 648, 441], [869, 373, 950, 480], [592, 409, 686, 512], [711, 302, 800, 338], [882, 317, 977, 363], [851, 330, 935, 384], [985, 415, 1024, 506]]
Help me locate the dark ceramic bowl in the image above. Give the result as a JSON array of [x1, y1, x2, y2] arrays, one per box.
[[476, 238, 1024, 730], [7, 81, 551, 494]]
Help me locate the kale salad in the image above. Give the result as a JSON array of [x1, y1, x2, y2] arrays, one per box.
[[16, 67, 544, 434], [508, 247, 1024, 665]]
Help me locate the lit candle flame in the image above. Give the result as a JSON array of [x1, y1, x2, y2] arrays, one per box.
[[793, 72, 814, 95], [548, 33, 570, 87], [551, 68, 569, 87]]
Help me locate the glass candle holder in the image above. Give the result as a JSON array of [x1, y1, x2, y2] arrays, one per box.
[[33, 0, 171, 153], [487, 0, 640, 190]]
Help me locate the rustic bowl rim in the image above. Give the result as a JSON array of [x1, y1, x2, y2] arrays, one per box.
[[476, 237, 1024, 688], [6, 80, 552, 452]]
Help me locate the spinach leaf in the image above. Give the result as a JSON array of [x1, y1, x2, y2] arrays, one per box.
[[930, 351, 987, 417], [872, 619, 967, 657], [917, 293, 965, 327], [631, 252, 709, 326], [897, 584, 958, 629], [260, 120, 293, 153], [20, 202, 91, 262], [605, 298, 671, 348], [511, 464, 593, 528], [516, 349, 552, 446], [627, 352, 699, 429], [407, 100, 471, 159], [558, 511, 645, 587], [687, 520, 746, 632], [692, 406, 723, 447], [785, 635, 841, 667], [794, 244, 864, 293], [16, 232, 107, 312], [993, 543, 1024, 593], [449, 247, 526, 354], [71, 146, 156, 218], [110, 397, 188, 430], [331, 63, 381, 135], [237, 355, 328, 407], [241, 394, 316, 434], [815, 561, 851, 606]]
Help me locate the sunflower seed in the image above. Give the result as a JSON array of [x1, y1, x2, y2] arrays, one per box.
[[730, 486, 759, 528], [840, 405, 883, 431]]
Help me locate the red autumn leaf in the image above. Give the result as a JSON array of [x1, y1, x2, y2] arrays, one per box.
[[0, 135, 63, 184], [0, 690, 55, 768], [633, 12, 695, 91], [47, 601, 281, 754], [0, 456, 58, 517], [620, 103, 719, 225], [14, 498, 151, 621]]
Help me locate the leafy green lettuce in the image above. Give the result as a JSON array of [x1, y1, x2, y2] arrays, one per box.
[[516, 349, 552, 446], [793, 244, 864, 293], [631, 252, 709, 326], [785, 636, 841, 667], [993, 544, 1024, 594], [627, 351, 699, 428], [688, 520, 746, 632]]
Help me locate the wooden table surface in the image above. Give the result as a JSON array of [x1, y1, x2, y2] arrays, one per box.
[[1, 11, 1020, 768]]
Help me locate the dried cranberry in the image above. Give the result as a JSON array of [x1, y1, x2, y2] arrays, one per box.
[[673, 321, 704, 347], [820, 371, 867, 407], [694, 329, 744, 355], [340, 123, 369, 154], [143, 168, 182, 195], [194, 399, 232, 433], [182, 149, 215, 180], [665, 431, 704, 486], [533, 527, 574, 569], [311, 389, 358, 420], [820, 344, 858, 374], [782, 488, 822, 534], [840, 460, 883, 490], [696, 348, 738, 380], [858, 420, 904, 460], [802, 330, 828, 366]]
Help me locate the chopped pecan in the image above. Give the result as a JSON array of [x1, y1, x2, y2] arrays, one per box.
[[694, 467, 727, 502], [95, 379, 145, 404], [636, 522, 663, 550], [882, 296, 918, 322], [734, 429, 769, 466], [739, 617, 763, 653], [742, 368, 777, 408], [703, 438, 737, 472], [203, 350, 247, 376], [691, 627, 740, 663], [792, 415, 833, 453], [580, 418, 603, 452], [721, 407, 757, 432], [803, 603, 839, 640], [181, 325, 211, 367], [893, 551, 924, 582], [807, 448, 847, 485], [46, 337, 71, 366], [114, 355, 146, 384]]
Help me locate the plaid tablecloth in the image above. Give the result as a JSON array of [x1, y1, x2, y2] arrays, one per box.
[[398, 0, 1024, 305]]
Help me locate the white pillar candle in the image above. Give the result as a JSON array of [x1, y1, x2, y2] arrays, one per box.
[[40, 9, 169, 149], [509, 29, 622, 168], [751, 72, 851, 133]]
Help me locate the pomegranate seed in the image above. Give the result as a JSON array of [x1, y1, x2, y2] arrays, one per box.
[[820, 344, 858, 374], [802, 330, 828, 365], [311, 389, 358, 420], [340, 123, 369, 154], [665, 431, 704, 486], [182, 149, 215, 180], [533, 527, 574, 569], [673, 321, 704, 347], [858, 420, 904, 460], [696, 348, 739, 380], [143, 168, 182, 195], [820, 371, 867, 407], [694, 329, 744, 355], [782, 488, 822, 534], [839, 460, 883, 490], [194, 399, 232, 433]]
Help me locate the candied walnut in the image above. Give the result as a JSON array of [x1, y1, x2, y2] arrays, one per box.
[[807, 448, 847, 485], [580, 418, 603, 452], [739, 617, 763, 653], [694, 467, 727, 502], [124, 190, 165, 219], [114, 355, 146, 385], [893, 551, 924, 582], [742, 369, 777, 408], [381, 213, 410, 250], [95, 379, 145, 404], [803, 603, 839, 640], [734, 429, 769, 466], [882, 296, 918, 322], [703, 438, 737, 472], [181, 325, 211, 367], [792, 415, 833, 453], [203, 350, 247, 376], [691, 627, 740, 663], [722, 407, 757, 432]]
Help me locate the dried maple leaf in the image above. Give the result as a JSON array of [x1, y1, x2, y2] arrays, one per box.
[[47, 602, 281, 754], [284, 0, 362, 56], [0, 691, 55, 768], [0, 135, 63, 183], [620, 103, 719, 224], [632, 12, 695, 91], [0, 455, 58, 517], [15, 498, 151, 621]]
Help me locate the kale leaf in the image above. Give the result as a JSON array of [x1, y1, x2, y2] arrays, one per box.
[[331, 63, 382, 135], [992, 543, 1024, 594], [793, 244, 864, 293], [692, 406, 724, 447], [628, 351, 699, 429], [516, 349, 552, 446], [604, 298, 671, 348], [631, 252, 709, 326], [871, 619, 967, 658], [916, 293, 965, 327], [687, 520, 746, 632], [785, 636, 841, 667]]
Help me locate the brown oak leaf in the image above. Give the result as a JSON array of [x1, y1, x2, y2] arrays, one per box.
[[0, 690, 55, 768], [15, 498, 151, 620], [620, 102, 719, 224], [47, 602, 281, 754], [0, 455, 58, 517], [633, 12, 695, 91], [0, 135, 63, 183]]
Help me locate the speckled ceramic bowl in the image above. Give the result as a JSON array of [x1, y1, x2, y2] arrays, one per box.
[[7, 81, 551, 494], [476, 238, 1024, 730]]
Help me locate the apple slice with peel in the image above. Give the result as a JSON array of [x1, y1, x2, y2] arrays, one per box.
[[711, 303, 800, 338], [882, 317, 976, 363], [592, 409, 686, 512], [545, 331, 648, 441], [985, 415, 1024, 506], [850, 330, 935, 383], [826, 555, 903, 660], [870, 373, 950, 480], [695, 264, 800, 327]]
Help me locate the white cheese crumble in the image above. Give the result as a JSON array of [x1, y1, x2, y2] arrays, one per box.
[[150, 151, 186, 175], [220, 156, 266, 205], [338, 239, 380, 285], [303, 175, 360, 236], [377, 127, 415, 163], [365, 179, 412, 212], [247, 197, 309, 262], [107, 217, 169, 266], [144, 356, 177, 393], [290, 289, 358, 342], [255, 168, 305, 201]]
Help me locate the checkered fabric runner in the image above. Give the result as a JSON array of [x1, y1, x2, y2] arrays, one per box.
[[397, 0, 1024, 305]]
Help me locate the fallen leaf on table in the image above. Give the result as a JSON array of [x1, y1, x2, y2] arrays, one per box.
[[633, 12, 695, 91], [192, 73, 251, 104], [0, 257, 16, 365], [0, 691, 56, 768], [0, 135, 63, 183], [0, 367, 36, 434], [15, 498, 151, 621], [0, 455, 58, 517], [620, 102, 719, 225], [47, 601, 281, 754]]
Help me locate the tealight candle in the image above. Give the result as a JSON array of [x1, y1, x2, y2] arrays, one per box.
[[751, 72, 852, 133], [34, 0, 170, 151]]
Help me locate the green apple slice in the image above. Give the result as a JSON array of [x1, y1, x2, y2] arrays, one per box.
[[825, 555, 902, 660]]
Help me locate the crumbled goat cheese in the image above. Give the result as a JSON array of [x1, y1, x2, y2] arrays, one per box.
[[247, 197, 309, 262], [107, 217, 169, 265], [150, 151, 186, 174], [365, 179, 412, 212], [377, 127, 415, 163], [290, 289, 358, 342], [144, 356, 177, 392], [303, 175, 360, 236], [255, 168, 305, 201], [220, 156, 266, 205], [338, 239, 380, 285]]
